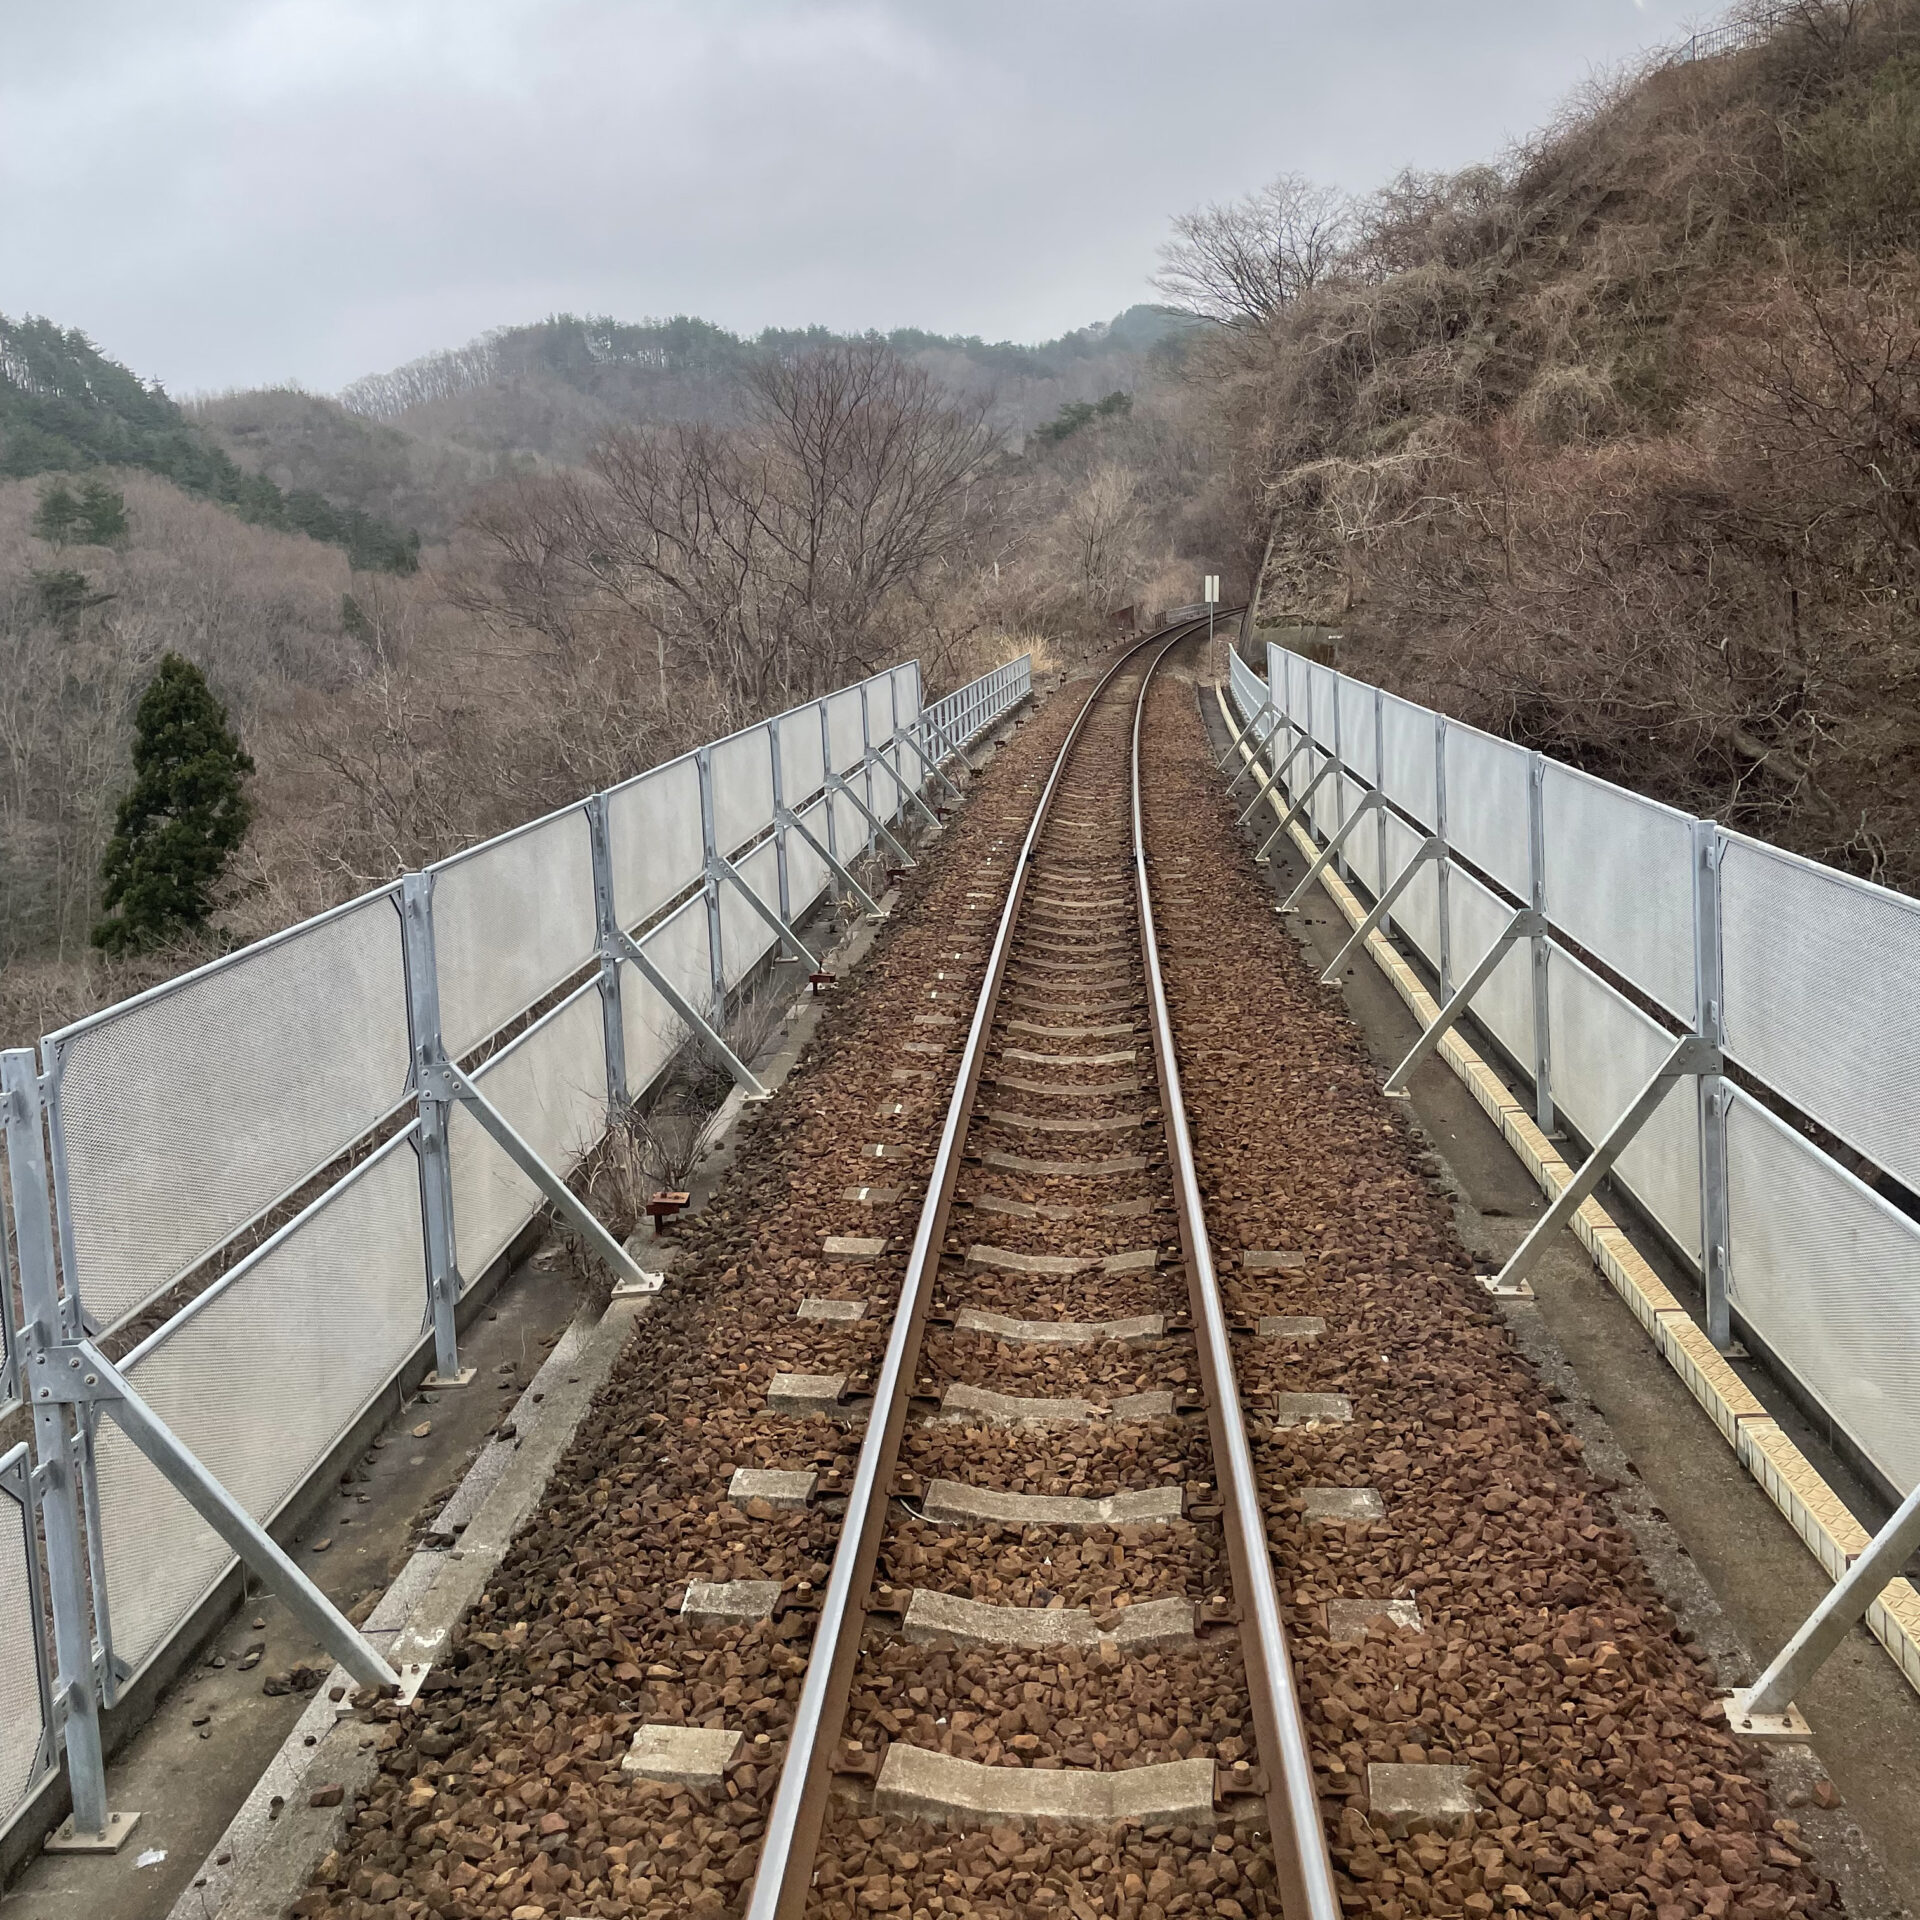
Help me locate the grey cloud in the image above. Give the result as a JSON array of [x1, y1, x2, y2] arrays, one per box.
[[1, 0, 1694, 394]]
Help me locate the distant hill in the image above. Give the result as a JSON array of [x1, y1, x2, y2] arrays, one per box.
[[186, 304, 1200, 546], [0, 315, 421, 572]]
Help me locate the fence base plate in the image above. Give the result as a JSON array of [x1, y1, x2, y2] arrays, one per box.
[[424, 1367, 476, 1389], [45, 1810, 141, 1854], [1722, 1691, 1813, 1742], [611, 1273, 666, 1298], [1480, 1275, 1536, 1301]]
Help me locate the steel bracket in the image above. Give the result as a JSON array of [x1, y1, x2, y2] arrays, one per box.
[[711, 849, 821, 972], [613, 928, 770, 1099], [1280, 789, 1384, 911]]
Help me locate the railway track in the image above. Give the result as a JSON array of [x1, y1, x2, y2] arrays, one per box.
[[743, 624, 1339, 1920]]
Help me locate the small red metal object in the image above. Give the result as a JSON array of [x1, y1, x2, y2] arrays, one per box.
[[885, 866, 907, 885], [646, 1190, 691, 1230], [809, 970, 836, 995]]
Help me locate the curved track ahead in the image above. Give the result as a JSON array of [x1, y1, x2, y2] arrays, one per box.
[[746, 624, 1339, 1920]]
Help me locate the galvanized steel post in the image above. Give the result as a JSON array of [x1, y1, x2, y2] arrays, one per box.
[[585, 794, 630, 1112], [2, 1049, 117, 1845], [1374, 686, 1391, 937], [399, 874, 464, 1384], [766, 715, 798, 959], [696, 745, 725, 1001], [1527, 752, 1556, 1135], [1434, 714, 1454, 999], [1693, 820, 1734, 1352]]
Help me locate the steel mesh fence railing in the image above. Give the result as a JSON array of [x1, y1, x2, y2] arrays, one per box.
[[0, 650, 1032, 1850], [1238, 642, 1920, 1504]]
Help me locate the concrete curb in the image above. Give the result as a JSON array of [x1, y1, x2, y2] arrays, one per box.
[[1215, 685, 1920, 1705]]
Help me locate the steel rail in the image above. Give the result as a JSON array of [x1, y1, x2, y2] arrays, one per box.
[[1130, 637, 1343, 1920], [743, 618, 1214, 1920]]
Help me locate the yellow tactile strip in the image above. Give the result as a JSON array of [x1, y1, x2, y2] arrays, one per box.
[[1216, 686, 1920, 1705]]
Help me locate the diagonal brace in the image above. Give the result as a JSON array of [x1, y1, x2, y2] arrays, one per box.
[[1256, 759, 1341, 864], [713, 851, 820, 970], [862, 742, 943, 833], [1238, 732, 1312, 827], [613, 931, 770, 1098], [1222, 704, 1278, 791], [443, 1061, 670, 1281], [782, 805, 885, 918], [1384, 909, 1543, 1093], [895, 726, 963, 805], [38, 1340, 400, 1691], [1280, 789, 1383, 908], [1494, 1034, 1721, 1291], [1320, 835, 1443, 982], [826, 770, 916, 868], [1730, 1474, 1920, 1729]]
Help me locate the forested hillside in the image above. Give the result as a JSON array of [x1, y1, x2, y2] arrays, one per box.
[[1199, 0, 1920, 888], [0, 316, 420, 571]]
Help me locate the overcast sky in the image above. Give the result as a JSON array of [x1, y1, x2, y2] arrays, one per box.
[[3, 0, 1702, 398]]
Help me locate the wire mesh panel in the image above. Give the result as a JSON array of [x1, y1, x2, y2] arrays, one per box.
[[1728, 1091, 1920, 1495], [1230, 649, 1264, 723], [776, 704, 828, 808], [431, 807, 597, 1061], [607, 753, 705, 933], [891, 662, 921, 739], [786, 796, 832, 919], [709, 724, 776, 858], [1541, 765, 1696, 1020], [718, 840, 783, 988], [95, 1134, 428, 1678], [1448, 865, 1535, 1068], [451, 984, 608, 1284], [1338, 679, 1377, 785], [828, 785, 869, 858], [1444, 724, 1532, 900], [1380, 695, 1437, 827], [622, 895, 713, 1103], [1721, 834, 1920, 1197], [48, 887, 413, 1334], [1306, 664, 1338, 747], [1547, 946, 1702, 1264], [1381, 813, 1443, 969], [1346, 779, 1383, 898], [825, 688, 866, 778], [0, 1447, 51, 1835]]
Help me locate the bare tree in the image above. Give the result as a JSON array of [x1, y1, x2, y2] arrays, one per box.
[[457, 341, 1001, 723], [1153, 174, 1354, 326]]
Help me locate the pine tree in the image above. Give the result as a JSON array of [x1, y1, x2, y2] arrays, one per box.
[[75, 477, 128, 544], [32, 478, 79, 544], [92, 655, 255, 953]]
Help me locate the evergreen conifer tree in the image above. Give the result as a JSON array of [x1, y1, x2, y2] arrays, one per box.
[[31, 477, 79, 544], [92, 654, 254, 953], [75, 477, 128, 543]]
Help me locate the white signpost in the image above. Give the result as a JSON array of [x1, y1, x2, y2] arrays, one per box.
[[1204, 573, 1220, 658]]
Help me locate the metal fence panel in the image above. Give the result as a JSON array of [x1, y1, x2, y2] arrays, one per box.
[[786, 796, 832, 918], [431, 806, 597, 1060], [1346, 776, 1383, 897], [1380, 694, 1437, 827], [1448, 864, 1535, 1066], [1380, 812, 1443, 966], [47, 887, 413, 1334], [825, 688, 866, 777], [891, 663, 921, 739], [719, 840, 782, 988], [709, 724, 776, 857], [1541, 764, 1696, 1020], [827, 785, 868, 858], [1444, 724, 1532, 899], [1547, 946, 1702, 1263], [0, 1446, 51, 1835], [621, 894, 712, 1102], [1721, 834, 1920, 1198], [1230, 650, 1264, 725], [451, 983, 609, 1285], [1306, 664, 1338, 747], [777, 705, 827, 807], [1338, 678, 1377, 785], [95, 1133, 428, 1678], [1728, 1090, 1920, 1495], [607, 753, 705, 933]]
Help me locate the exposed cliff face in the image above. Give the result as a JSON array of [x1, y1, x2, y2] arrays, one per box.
[[1224, 1, 1920, 888]]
